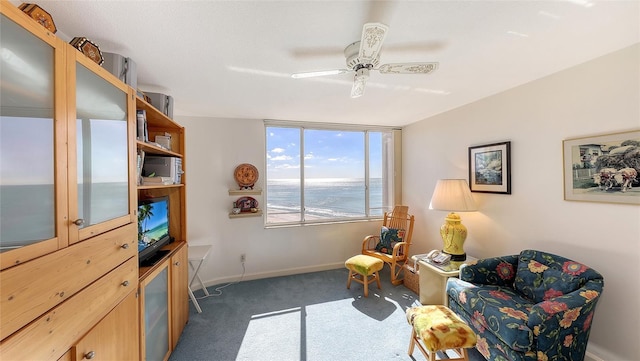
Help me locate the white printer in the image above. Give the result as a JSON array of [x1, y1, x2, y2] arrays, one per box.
[[143, 156, 183, 184]]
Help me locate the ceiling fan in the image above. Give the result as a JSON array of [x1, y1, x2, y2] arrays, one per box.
[[291, 22, 439, 98]]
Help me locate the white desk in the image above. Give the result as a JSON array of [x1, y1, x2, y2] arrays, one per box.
[[188, 245, 212, 313], [414, 255, 477, 306]]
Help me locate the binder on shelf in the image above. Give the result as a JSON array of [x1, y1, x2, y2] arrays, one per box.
[[136, 109, 148, 142]]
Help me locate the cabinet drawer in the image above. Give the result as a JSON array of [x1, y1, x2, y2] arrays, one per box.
[[0, 223, 136, 340], [74, 290, 138, 361], [0, 257, 137, 361]]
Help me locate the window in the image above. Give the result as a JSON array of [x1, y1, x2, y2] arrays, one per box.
[[265, 121, 399, 225]]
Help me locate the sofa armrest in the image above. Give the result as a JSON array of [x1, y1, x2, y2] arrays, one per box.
[[528, 278, 603, 328], [459, 254, 518, 287], [527, 279, 603, 356]]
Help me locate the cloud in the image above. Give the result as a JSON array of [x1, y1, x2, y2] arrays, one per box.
[[275, 164, 299, 169], [271, 147, 285, 153], [271, 155, 292, 161]]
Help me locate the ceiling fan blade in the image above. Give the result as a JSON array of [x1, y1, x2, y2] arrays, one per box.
[[350, 68, 369, 98], [358, 22, 388, 63], [291, 69, 350, 79], [377, 62, 439, 74]]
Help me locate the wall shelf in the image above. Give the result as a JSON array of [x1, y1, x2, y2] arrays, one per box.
[[228, 188, 262, 196], [228, 210, 263, 218]]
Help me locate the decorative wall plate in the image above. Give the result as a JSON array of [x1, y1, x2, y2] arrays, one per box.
[[69, 37, 104, 65], [234, 163, 259, 189], [235, 197, 258, 212]]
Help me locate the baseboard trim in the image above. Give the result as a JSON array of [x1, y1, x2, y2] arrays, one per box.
[[194, 262, 344, 290], [584, 350, 605, 361]]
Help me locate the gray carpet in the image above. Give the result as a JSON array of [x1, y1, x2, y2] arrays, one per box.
[[169, 267, 484, 361]]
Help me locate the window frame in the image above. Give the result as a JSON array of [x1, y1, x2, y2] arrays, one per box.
[[264, 120, 401, 227]]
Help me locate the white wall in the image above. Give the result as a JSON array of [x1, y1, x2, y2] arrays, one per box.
[[403, 44, 640, 361], [176, 116, 381, 286]]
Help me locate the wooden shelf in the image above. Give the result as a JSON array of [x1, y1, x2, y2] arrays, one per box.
[[135, 96, 181, 128], [228, 188, 262, 196], [228, 210, 263, 218], [138, 183, 184, 190], [138, 241, 186, 281], [137, 140, 182, 157]]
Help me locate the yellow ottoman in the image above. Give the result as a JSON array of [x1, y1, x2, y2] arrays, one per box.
[[345, 255, 383, 297], [406, 305, 477, 361]]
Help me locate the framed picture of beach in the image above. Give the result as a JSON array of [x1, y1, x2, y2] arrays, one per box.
[[563, 130, 640, 205], [468, 141, 511, 194]]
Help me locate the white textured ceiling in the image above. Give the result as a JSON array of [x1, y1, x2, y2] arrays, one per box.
[[9, 0, 639, 126]]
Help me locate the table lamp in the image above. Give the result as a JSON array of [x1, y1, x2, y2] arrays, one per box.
[[429, 179, 477, 262]]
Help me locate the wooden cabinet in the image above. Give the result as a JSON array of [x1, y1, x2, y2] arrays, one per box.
[[0, 2, 137, 267], [138, 242, 188, 360], [170, 244, 189, 348], [139, 259, 171, 361], [1, 1, 69, 268], [0, 3, 138, 360], [1, 3, 188, 360], [73, 289, 139, 361], [66, 46, 137, 245], [0, 257, 138, 360]]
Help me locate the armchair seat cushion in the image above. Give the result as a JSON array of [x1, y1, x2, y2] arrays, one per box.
[[448, 279, 534, 352]]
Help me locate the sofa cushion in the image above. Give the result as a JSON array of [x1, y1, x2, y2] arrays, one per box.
[[375, 226, 405, 255], [447, 278, 534, 352], [514, 251, 584, 303]]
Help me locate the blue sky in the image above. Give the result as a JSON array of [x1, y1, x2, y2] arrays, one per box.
[[266, 127, 382, 179]]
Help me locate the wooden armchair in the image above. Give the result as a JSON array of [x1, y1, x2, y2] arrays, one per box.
[[362, 205, 415, 285]]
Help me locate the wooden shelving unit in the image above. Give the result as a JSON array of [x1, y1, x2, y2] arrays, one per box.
[[136, 95, 188, 360]]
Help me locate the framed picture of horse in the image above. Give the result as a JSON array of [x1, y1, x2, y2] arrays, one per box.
[[563, 129, 640, 205]]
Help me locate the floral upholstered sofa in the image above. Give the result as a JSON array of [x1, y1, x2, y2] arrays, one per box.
[[446, 250, 603, 361]]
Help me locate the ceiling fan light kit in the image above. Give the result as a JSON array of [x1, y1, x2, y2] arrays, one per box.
[[292, 22, 439, 98]]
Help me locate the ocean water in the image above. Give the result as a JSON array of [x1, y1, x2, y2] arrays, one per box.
[[266, 178, 385, 222]]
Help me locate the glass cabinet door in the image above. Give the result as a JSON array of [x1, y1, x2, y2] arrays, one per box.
[[69, 55, 135, 244], [142, 264, 170, 361], [0, 11, 67, 268]]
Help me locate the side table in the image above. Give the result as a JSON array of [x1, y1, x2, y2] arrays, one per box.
[[188, 245, 212, 313], [415, 254, 477, 306]]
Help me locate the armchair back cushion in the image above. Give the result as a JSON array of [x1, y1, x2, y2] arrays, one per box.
[[375, 226, 406, 255], [513, 250, 596, 303]]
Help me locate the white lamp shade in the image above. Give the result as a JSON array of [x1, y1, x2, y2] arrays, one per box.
[[429, 179, 477, 212]]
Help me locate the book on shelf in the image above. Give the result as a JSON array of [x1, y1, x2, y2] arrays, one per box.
[[136, 149, 145, 186], [136, 109, 148, 142], [142, 176, 174, 185]]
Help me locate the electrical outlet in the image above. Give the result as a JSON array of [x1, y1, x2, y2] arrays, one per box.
[[240, 254, 246, 263]]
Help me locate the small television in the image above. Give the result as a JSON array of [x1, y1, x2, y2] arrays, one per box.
[[138, 196, 171, 266]]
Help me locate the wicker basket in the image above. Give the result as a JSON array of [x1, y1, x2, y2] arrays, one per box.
[[403, 263, 419, 294]]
